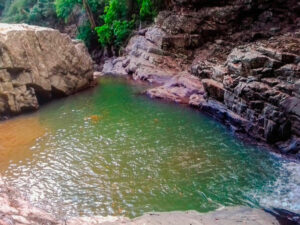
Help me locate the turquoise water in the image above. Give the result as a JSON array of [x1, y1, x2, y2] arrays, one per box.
[[0, 77, 299, 219]]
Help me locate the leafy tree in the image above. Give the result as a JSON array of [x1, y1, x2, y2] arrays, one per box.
[[0, 0, 160, 51], [0, 0, 6, 15], [103, 0, 127, 24], [28, 0, 56, 23], [95, 0, 157, 53], [139, 0, 155, 21], [1, 0, 35, 22], [1, 0, 56, 25], [113, 20, 133, 46], [95, 23, 112, 47], [95, 0, 130, 51], [77, 22, 94, 47], [55, 0, 77, 20]]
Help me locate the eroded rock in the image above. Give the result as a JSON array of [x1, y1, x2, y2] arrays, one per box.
[[0, 23, 93, 119]]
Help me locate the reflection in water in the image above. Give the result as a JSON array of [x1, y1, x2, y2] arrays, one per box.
[[0, 78, 299, 219], [0, 117, 46, 170]]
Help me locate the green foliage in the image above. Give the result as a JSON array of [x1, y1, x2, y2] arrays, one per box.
[[103, 0, 127, 25], [28, 0, 56, 23], [95, 0, 134, 48], [55, 0, 78, 19], [77, 22, 94, 47], [54, 0, 105, 48], [55, 0, 103, 20], [113, 20, 133, 46], [0, 0, 6, 14], [95, 23, 112, 46], [1, 0, 35, 22], [0, 0, 160, 50], [95, 0, 157, 50], [139, 0, 156, 21], [1, 0, 56, 24]]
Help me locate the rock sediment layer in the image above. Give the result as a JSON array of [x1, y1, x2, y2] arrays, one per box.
[[0, 23, 93, 119]]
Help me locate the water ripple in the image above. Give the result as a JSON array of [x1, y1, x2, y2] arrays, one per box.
[[0, 78, 299, 219]]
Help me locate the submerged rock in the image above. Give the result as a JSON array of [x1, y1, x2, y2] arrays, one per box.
[[0, 23, 94, 119]]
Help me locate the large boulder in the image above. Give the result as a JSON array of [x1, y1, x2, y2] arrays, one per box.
[[0, 23, 93, 119]]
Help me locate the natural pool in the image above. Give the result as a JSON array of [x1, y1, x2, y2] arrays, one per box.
[[0, 77, 299, 219]]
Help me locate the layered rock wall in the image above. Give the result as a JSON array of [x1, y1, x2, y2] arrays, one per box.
[[192, 34, 300, 155]]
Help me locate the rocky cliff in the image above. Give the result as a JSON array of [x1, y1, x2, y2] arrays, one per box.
[[102, 0, 300, 158], [0, 23, 94, 119]]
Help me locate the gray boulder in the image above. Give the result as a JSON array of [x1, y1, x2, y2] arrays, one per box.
[[0, 23, 93, 119]]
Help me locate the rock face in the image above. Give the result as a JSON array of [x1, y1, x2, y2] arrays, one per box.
[[220, 36, 300, 152], [102, 0, 300, 158], [0, 23, 93, 119], [190, 33, 300, 156]]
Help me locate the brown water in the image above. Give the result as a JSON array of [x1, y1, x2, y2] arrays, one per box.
[[0, 77, 299, 219]]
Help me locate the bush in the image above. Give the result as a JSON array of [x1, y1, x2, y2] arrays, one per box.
[[55, 0, 78, 20], [1, 0, 35, 22], [1, 0, 159, 51], [139, 0, 156, 21], [95, 23, 113, 47], [95, 0, 157, 50], [28, 0, 56, 24], [103, 0, 127, 24], [77, 22, 94, 47], [113, 20, 133, 46], [1, 0, 56, 25]]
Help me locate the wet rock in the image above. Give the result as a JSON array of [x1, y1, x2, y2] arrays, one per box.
[[147, 75, 205, 104], [189, 93, 205, 107], [0, 23, 93, 119], [0, 177, 59, 225], [277, 136, 300, 154], [266, 208, 300, 225]]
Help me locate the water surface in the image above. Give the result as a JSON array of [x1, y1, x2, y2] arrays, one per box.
[[0, 77, 299, 219]]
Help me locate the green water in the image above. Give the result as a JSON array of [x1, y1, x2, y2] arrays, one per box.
[[1, 77, 299, 219]]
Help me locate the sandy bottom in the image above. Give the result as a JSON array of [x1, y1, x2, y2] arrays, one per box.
[[0, 116, 46, 171]]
